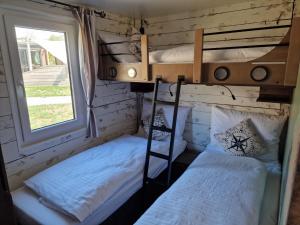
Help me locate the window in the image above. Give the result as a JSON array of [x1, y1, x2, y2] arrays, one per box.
[[15, 27, 75, 131], [4, 14, 86, 154]]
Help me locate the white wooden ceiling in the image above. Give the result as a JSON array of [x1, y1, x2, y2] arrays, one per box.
[[66, 0, 243, 17]]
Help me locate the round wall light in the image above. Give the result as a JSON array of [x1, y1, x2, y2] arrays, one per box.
[[214, 66, 230, 81], [128, 67, 137, 78], [250, 66, 269, 82], [108, 67, 117, 78]]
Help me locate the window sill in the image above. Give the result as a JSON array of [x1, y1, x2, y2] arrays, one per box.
[[18, 127, 87, 156]]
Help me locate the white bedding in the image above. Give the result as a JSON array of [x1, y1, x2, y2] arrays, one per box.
[[14, 135, 187, 225], [149, 44, 274, 64], [259, 162, 281, 225], [135, 151, 267, 225]]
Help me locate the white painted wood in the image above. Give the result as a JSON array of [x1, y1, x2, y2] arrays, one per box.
[[97, 108, 137, 128], [95, 82, 130, 97], [147, 0, 291, 23], [2, 141, 21, 163], [94, 98, 136, 116], [0, 98, 11, 116], [0, 127, 16, 144], [146, 0, 292, 49], [0, 115, 14, 130], [69, 0, 244, 17], [0, 75, 5, 83], [0, 83, 8, 97], [143, 0, 292, 154], [94, 92, 134, 107], [144, 84, 288, 152]]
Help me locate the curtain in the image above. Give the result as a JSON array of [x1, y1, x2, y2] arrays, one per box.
[[72, 7, 99, 138]]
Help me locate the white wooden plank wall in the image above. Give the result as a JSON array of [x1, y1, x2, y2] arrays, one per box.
[[142, 0, 294, 151], [145, 84, 290, 151], [144, 0, 294, 50], [0, 1, 136, 190]]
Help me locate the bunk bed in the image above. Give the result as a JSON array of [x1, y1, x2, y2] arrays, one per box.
[[98, 18, 300, 102]]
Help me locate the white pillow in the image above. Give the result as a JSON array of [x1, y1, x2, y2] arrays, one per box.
[[214, 118, 267, 157], [142, 100, 191, 139], [142, 108, 170, 141], [206, 106, 287, 162]]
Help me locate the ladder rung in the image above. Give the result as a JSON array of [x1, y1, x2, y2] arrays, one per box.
[[155, 100, 175, 105], [152, 126, 172, 133], [150, 151, 170, 160], [145, 178, 167, 187]]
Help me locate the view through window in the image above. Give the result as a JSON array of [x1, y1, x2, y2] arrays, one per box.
[[15, 27, 75, 130]]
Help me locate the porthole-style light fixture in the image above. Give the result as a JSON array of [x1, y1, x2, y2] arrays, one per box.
[[108, 67, 117, 78], [250, 66, 269, 82], [128, 67, 137, 78], [214, 66, 230, 81]]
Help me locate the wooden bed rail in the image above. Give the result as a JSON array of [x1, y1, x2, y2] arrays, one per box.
[[141, 35, 149, 82], [193, 29, 204, 83]]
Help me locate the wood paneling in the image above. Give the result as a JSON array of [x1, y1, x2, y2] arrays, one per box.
[[146, 0, 292, 49], [145, 84, 289, 151], [140, 0, 293, 153]]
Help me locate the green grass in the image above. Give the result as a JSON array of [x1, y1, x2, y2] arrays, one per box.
[[25, 86, 71, 97], [28, 104, 74, 130]]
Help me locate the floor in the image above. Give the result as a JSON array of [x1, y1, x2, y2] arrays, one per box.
[[101, 150, 199, 225]]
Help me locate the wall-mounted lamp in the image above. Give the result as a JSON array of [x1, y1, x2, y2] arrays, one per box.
[[128, 68, 137, 78]]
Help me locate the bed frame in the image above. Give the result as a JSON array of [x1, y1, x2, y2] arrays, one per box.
[[98, 18, 300, 90]]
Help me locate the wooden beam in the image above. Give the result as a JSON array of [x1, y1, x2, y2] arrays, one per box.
[[193, 29, 204, 83], [141, 35, 149, 81], [285, 17, 300, 86]]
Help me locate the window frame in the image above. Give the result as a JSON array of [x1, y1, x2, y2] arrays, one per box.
[[3, 12, 87, 155]]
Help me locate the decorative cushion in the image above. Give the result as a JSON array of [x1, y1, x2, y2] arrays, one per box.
[[214, 119, 267, 156], [142, 109, 170, 141], [142, 99, 191, 139], [206, 106, 287, 162]]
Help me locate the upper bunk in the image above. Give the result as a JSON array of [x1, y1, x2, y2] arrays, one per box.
[[98, 17, 300, 88]]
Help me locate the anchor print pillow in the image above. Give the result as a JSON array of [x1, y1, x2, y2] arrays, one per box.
[[142, 108, 170, 141], [214, 118, 267, 157]]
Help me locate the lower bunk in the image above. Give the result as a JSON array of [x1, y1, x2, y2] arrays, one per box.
[[135, 150, 281, 225], [12, 135, 187, 225]]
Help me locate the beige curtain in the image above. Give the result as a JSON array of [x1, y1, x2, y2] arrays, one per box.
[[73, 7, 99, 138]]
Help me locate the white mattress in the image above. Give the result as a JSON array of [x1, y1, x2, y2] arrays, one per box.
[[149, 44, 274, 64], [12, 135, 187, 225], [98, 31, 275, 64]]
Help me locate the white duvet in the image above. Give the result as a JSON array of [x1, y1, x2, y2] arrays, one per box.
[[135, 151, 267, 225], [24, 135, 186, 222]]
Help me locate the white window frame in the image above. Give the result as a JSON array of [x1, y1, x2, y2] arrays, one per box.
[[1, 10, 87, 155]]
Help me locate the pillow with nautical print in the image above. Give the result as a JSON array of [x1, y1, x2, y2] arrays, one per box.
[[214, 118, 267, 157], [142, 109, 170, 141]]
